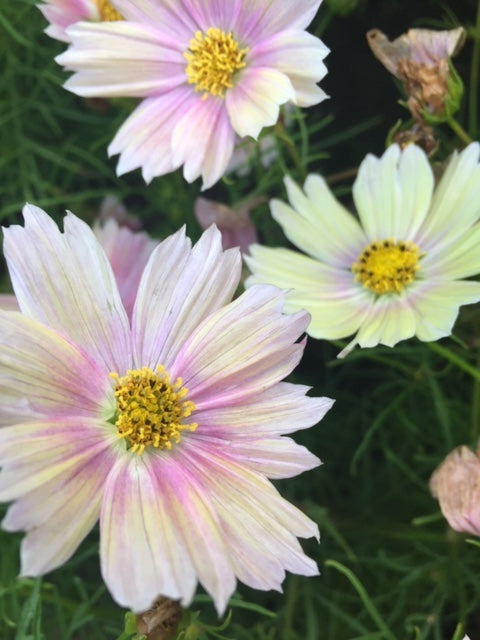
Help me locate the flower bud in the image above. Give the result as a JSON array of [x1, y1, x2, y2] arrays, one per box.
[[430, 445, 480, 536], [367, 27, 466, 123]]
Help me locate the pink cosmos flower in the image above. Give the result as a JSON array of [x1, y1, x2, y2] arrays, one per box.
[[194, 196, 260, 254], [56, 0, 329, 189], [0, 205, 333, 614], [93, 196, 157, 319], [38, 0, 123, 42], [0, 197, 156, 321]]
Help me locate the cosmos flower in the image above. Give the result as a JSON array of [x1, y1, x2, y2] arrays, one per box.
[[38, 0, 123, 42], [56, 0, 329, 189], [245, 143, 480, 357], [0, 196, 156, 320], [93, 196, 157, 319], [0, 204, 333, 614], [194, 196, 260, 254], [430, 445, 480, 537]]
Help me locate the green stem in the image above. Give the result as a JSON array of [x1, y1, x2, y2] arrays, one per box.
[[471, 350, 480, 443], [274, 121, 306, 181], [427, 342, 480, 383], [325, 560, 397, 640], [468, 0, 480, 137], [281, 575, 298, 640], [447, 117, 473, 145]]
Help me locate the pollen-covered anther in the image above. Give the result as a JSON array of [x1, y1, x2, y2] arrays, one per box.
[[97, 0, 123, 21], [352, 238, 424, 295], [184, 27, 248, 98], [110, 366, 197, 454]]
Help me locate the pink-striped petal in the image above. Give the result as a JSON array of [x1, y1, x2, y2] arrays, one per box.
[[194, 382, 333, 438], [94, 217, 157, 320], [108, 89, 197, 183], [226, 67, 294, 139], [0, 310, 112, 422], [3, 206, 131, 374], [100, 452, 236, 613], [110, 0, 198, 40], [4, 434, 117, 575], [178, 442, 319, 589], [0, 419, 113, 502], [172, 285, 309, 409], [172, 97, 236, 188], [203, 435, 321, 479], [59, 21, 186, 97], [234, 0, 322, 42], [133, 226, 241, 370]]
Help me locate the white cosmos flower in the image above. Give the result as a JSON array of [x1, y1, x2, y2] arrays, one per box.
[[245, 143, 480, 357]]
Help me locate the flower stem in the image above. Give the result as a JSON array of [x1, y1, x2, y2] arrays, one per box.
[[274, 121, 306, 181], [468, 0, 480, 137], [447, 117, 473, 145], [325, 560, 397, 640], [427, 341, 480, 383], [471, 350, 480, 443]]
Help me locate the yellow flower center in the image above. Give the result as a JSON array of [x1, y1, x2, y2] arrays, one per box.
[[97, 0, 123, 21], [352, 239, 424, 295], [184, 27, 248, 98], [110, 366, 197, 455]]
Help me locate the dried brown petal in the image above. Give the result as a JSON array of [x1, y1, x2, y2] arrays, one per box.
[[136, 597, 182, 640]]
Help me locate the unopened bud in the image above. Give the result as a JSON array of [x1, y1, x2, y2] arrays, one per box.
[[430, 445, 480, 536]]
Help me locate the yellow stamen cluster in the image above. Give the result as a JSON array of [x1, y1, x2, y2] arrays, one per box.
[[97, 0, 123, 21], [110, 366, 197, 455], [184, 27, 248, 98], [352, 239, 424, 295]]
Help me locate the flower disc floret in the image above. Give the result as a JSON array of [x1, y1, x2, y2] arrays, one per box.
[[352, 239, 423, 295], [111, 366, 197, 454], [184, 28, 248, 98], [97, 0, 123, 21]]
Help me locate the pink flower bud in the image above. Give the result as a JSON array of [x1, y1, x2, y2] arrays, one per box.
[[430, 445, 480, 536]]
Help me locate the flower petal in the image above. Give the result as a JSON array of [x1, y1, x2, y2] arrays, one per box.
[[111, 0, 197, 39], [353, 144, 434, 241], [3, 429, 116, 575], [39, 0, 98, 42], [226, 67, 294, 139], [94, 218, 157, 320], [342, 293, 417, 355], [173, 285, 309, 409], [0, 311, 111, 423], [108, 89, 196, 183], [235, 0, 322, 41], [0, 294, 19, 311], [271, 174, 366, 266], [172, 96, 236, 188], [248, 30, 329, 106], [245, 245, 372, 339], [409, 279, 480, 341], [422, 221, 480, 279], [195, 382, 333, 438], [3, 206, 131, 374], [133, 226, 241, 370], [180, 442, 318, 590], [415, 143, 480, 250], [217, 435, 321, 479], [100, 452, 236, 613], [0, 419, 113, 502], [58, 21, 186, 97]]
